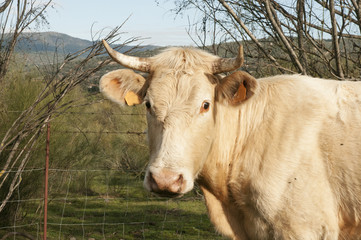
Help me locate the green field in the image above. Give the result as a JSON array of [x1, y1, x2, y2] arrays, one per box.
[[0, 171, 226, 240], [0, 39, 231, 239], [0, 67, 226, 239]]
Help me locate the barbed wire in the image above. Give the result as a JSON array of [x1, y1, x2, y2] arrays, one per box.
[[1, 130, 146, 136], [0, 167, 213, 239], [0, 109, 218, 239], [47, 220, 181, 226], [0, 223, 40, 230], [56, 130, 146, 135], [0, 168, 144, 174], [1, 110, 146, 116]]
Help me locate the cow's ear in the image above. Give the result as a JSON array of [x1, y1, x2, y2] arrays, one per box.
[[216, 71, 258, 105], [99, 69, 146, 106]]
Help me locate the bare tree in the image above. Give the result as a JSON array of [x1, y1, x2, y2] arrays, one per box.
[[0, 0, 53, 83], [0, 10, 142, 213], [174, 0, 361, 80]]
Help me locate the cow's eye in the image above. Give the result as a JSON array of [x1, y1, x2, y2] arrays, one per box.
[[200, 101, 210, 113], [145, 101, 151, 110]]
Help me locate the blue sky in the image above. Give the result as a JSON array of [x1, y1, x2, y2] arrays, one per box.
[[45, 0, 196, 46]]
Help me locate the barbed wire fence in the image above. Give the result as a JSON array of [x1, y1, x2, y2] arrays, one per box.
[[0, 26, 224, 239], [0, 109, 225, 240]]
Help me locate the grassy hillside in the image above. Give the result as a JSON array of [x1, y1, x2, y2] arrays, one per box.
[[15, 32, 159, 54], [16, 32, 93, 53], [10, 32, 161, 67]]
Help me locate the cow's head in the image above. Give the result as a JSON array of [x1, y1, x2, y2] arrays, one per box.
[[100, 40, 257, 197]]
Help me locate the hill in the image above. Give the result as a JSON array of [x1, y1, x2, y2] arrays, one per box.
[[14, 32, 159, 54], [9, 31, 160, 66]]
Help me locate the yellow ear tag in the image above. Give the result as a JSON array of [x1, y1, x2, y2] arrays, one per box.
[[124, 91, 141, 106]]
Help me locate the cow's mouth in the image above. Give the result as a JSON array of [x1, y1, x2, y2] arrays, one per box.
[[151, 190, 184, 198]]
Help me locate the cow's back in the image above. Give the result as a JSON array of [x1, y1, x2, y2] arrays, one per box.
[[318, 80, 361, 238], [224, 75, 361, 239], [263, 76, 361, 238]]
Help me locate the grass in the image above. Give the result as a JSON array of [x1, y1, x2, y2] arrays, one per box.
[[0, 53, 226, 240], [46, 197, 219, 239], [0, 171, 226, 240], [0, 87, 224, 239]]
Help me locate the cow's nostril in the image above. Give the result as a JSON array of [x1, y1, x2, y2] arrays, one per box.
[[148, 172, 159, 191], [175, 174, 183, 190], [178, 174, 183, 182], [147, 170, 185, 196]]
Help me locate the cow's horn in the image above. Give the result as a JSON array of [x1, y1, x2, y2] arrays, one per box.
[[102, 40, 151, 72], [213, 45, 244, 74]]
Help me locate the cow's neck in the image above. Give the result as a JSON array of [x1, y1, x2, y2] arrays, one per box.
[[198, 95, 268, 203]]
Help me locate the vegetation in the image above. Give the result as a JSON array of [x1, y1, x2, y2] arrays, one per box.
[[0, 56, 226, 239], [2, 0, 361, 239], [2, 3, 212, 239], [0, 171, 224, 239], [173, 0, 361, 80]]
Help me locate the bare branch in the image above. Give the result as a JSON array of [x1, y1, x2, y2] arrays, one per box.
[[0, 0, 12, 13], [218, 0, 287, 73], [264, 0, 305, 74], [296, 0, 308, 74], [0, 231, 35, 240], [0, 0, 53, 83], [350, 0, 361, 37], [0, 25, 141, 213], [329, 0, 344, 79], [173, 0, 360, 80]]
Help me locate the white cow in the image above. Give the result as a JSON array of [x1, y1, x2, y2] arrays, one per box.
[[100, 40, 361, 239]]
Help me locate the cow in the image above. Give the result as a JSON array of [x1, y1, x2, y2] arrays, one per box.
[[99, 40, 361, 240]]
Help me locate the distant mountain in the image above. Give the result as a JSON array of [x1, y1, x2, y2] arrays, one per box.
[[14, 32, 159, 54]]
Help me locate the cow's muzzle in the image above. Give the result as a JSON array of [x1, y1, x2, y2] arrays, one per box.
[[146, 169, 185, 198]]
